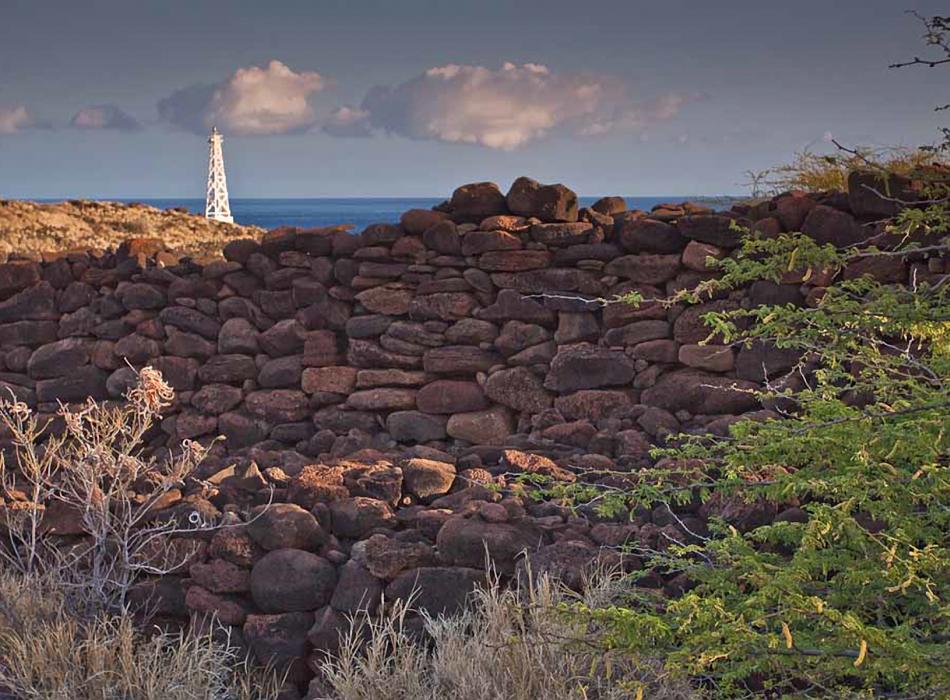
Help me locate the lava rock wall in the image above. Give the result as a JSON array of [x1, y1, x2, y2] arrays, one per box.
[[3, 175, 945, 695], [0, 176, 937, 473]]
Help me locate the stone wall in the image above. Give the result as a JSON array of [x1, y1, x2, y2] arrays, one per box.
[[2, 175, 943, 695], [0, 175, 936, 472]]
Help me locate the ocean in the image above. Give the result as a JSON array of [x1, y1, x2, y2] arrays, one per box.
[[103, 196, 738, 231]]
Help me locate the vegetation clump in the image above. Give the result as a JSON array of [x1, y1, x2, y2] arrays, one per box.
[[548, 121, 950, 696], [0, 572, 282, 700], [0, 369, 285, 699], [589, 216, 950, 696], [317, 571, 694, 700]]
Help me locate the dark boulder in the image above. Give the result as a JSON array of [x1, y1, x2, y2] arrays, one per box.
[[436, 516, 544, 573], [385, 567, 487, 616], [641, 370, 760, 414], [544, 343, 635, 392], [506, 177, 578, 222], [250, 549, 337, 613], [449, 182, 508, 222], [247, 503, 328, 552], [801, 205, 867, 248]]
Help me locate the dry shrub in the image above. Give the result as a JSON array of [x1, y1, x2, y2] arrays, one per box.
[[0, 367, 218, 610], [120, 217, 150, 236], [318, 569, 699, 700], [755, 144, 947, 194], [0, 369, 287, 699], [0, 572, 283, 700]]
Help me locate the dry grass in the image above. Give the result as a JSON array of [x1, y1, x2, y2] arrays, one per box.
[[0, 572, 284, 700], [0, 199, 262, 258], [0, 569, 695, 700], [317, 570, 699, 700]]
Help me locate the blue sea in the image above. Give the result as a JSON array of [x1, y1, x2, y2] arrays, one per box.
[[100, 196, 737, 231]]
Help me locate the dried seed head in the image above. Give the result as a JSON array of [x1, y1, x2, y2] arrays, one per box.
[[178, 438, 207, 469], [127, 367, 174, 414], [5, 398, 33, 420]]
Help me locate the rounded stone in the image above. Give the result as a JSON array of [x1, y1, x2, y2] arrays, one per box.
[[247, 503, 328, 552], [250, 549, 337, 613]]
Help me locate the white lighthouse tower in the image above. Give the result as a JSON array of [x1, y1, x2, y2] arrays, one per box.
[[205, 126, 233, 223]]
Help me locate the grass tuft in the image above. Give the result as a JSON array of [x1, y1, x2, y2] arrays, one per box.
[[0, 572, 283, 700], [318, 569, 698, 700]]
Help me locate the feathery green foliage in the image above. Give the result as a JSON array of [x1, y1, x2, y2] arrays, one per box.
[[546, 186, 950, 697]]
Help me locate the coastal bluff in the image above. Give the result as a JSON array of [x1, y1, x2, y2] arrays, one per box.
[[0, 175, 941, 690], [0, 197, 261, 259]]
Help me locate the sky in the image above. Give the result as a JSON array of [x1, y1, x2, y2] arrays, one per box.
[[0, 0, 947, 198]]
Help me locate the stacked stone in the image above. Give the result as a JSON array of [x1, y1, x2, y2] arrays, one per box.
[[0, 175, 941, 476], [0, 173, 942, 695], [127, 448, 639, 689]]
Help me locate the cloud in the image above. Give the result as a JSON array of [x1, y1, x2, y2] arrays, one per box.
[[158, 60, 326, 135], [0, 105, 34, 134], [157, 84, 216, 134], [324, 105, 373, 137], [326, 62, 690, 149], [70, 104, 142, 131]]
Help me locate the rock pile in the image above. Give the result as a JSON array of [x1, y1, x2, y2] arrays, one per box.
[[131, 449, 627, 687]]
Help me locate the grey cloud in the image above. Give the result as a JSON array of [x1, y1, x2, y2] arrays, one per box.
[[70, 104, 142, 131]]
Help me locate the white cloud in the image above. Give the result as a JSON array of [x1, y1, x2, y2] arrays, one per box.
[[159, 60, 326, 135], [327, 61, 690, 149], [156, 59, 689, 145], [71, 104, 142, 131], [0, 105, 34, 134]]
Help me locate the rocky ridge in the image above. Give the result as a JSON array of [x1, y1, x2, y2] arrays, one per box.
[[0, 198, 262, 259]]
